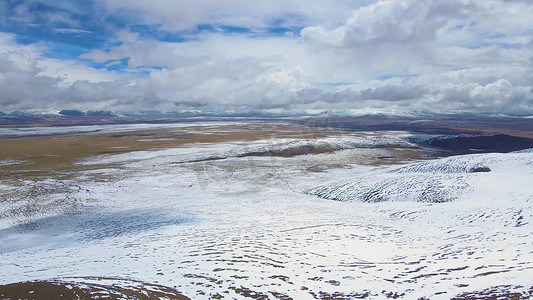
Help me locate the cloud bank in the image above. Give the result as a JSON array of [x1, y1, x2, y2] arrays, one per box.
[[0, 0, 532, 115]]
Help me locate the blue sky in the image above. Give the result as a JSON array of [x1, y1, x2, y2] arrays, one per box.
[[0, 0, 532, 115]]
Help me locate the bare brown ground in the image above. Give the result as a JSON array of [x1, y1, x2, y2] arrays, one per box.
[[448, 126, 533, 139], [1, 280, 530, 300], [0, 277, 190, 300]]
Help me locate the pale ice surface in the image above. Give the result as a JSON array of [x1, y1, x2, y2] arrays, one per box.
[[0, 130, 532, 299]]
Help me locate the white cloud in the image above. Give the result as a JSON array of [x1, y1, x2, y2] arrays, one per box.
[[55, 28, 92, 34], [0, 31, 317, 112], [1, 0, 533, 115], [0, 32, 127, 110]]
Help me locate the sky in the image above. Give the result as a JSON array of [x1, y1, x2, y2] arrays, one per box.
[[0, 0, 532, 116]]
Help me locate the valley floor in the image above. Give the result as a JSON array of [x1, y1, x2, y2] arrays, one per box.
[[0, 122, 532, 299]]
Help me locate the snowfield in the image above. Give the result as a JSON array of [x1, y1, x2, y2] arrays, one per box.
[[0, 129, 532, 299], [308, 151, 533, 203]]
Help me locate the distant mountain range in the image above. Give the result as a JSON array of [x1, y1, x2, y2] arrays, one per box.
[[2, 110, 119, 118], [0, 110, 120, 126]]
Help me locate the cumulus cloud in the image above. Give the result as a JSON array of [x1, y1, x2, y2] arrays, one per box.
[[0, 0, 532, 115], [301, 0, 533, 47], [295, 0, 533, 114], [0, 33, 128, 110], [0, 32, 317, 112]]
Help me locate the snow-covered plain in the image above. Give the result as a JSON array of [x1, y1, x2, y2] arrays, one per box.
[[0, 121, 241, 139], [0, 125, 532, 299]]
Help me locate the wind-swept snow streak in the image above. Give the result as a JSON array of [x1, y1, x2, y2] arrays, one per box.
[[307, 152, 533, 203]]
